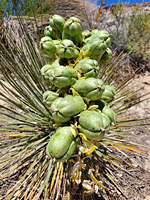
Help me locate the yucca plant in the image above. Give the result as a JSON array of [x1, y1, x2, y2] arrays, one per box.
[[0, 1, 150, 200]]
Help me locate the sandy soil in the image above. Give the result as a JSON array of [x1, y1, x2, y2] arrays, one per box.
[[113, 71, 150, 200]]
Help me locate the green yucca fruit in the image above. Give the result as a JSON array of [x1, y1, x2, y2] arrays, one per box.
[[101, 84, 115, 102], [62, 16, 83, 46], [72, 78, 105, 100], [63, 17, 82, 36], [44, 25, 57, 39], [78, 110, 110, 140], [43, 90, 59, 106], [49, 14, 65, 39], [102, 105, 116, 122], [46, 126, 74, 159], [40, 36, 56, 59], [48, 65, 78, 88], [84, 29, 110, 45], [79, 110, 104, 132], [101, 113, 111, 132], [56, 39, 79, 59], [53, 40, 61, 50], [51, 95, 86, 123], [56, 136, 80, 162], [92, 30, 110, 42], [78, 125, 105, 141], [41, 60, 60, 83], [99, 48, 112, 65], [41, 63, 54, 75], [82, 38, 107, 62], [74, 59, 99, 78], [41, 64, 55, 82], [91, 30, 111, 46]]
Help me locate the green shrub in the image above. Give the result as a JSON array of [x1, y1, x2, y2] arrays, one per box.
[[111, 3, 150, 64]]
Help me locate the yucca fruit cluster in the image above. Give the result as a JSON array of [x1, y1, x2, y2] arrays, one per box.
[[40, 14, 116, 162]]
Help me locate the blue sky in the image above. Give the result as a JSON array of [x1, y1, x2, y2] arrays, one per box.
[[91, 0, 150, 6]]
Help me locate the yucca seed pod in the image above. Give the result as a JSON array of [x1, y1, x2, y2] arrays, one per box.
[[90, 39, 108, 61], [41, 64, 55, 82], [78, 125, 105, 141], [78, 110, 107, 140], [74, 59, 99, 78], [61, 32, 70, 40], [46, 126, 74, 159], [49, 14, 65, 39], [91, 29, 110, 41], [73, 78, 105, 101], [83, 39, 107, 62], [57, 136, 80, 162], [51, 59, 61, 67], [72, 79, 86, 93], [83, 35, 96, 45], [84, 29, 110, 45], [51, 95, 86, 123], [41, 60, 60, 82], [100, 85, 115, 103], [62, 17, 82, 46], [51, 98, 71, 123], [48, 65, 78, 88], [101, 113, 111, 132], [102, 105, 116, 122], [79, 110, 103, 131], [99, 48, 112, 65], [43, 91, 59, 106], [95, 30, 111, 46], [52, 59, 61, 66], [57, 39, 79, 59], [40, 36, 56, 59], [44, 25, 56, 39], [63, 17, 82, 36], [41, 64, 54, 76]]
